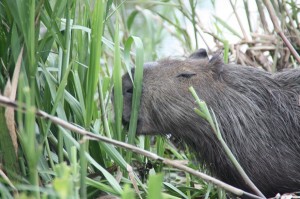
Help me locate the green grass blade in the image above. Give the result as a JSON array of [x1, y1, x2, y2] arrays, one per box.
[[60, 0, 73, 80], [17, 76, 40, 198], [223, 40, 229, 64], [60, 127, 123, 195], [164, 182, 188, 199], [85, 0, 104, 127], [40, 63, 73, 158], [113, 17, 123, 141], [121, 184, 135, 199], [64, 91, 84, 125], [0, 107, 20, 178], [147, 173, 164, 199], [79, 140, 88, 198], [73, 71, 86, 124], [86, 178, 120, 195], [124, 36, 144, 162]]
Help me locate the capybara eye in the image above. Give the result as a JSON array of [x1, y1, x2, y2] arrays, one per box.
[[176, 73, 196, 78]]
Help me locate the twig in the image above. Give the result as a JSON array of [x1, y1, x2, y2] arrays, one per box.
[[243, 0, 253, 32], [0, 95, 264, 199], [0, 168, 17, 191], [229, 0, 250, 41], [263, 0, 300, 63], [255, 0, 269, 33]]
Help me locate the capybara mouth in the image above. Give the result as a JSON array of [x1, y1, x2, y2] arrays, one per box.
[[122, 116, 129, 126]]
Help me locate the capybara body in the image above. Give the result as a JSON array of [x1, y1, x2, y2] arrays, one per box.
[[121, 50, 300, 197]]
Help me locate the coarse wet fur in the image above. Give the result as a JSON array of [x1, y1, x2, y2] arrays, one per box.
[[121, 49, 300, 197]]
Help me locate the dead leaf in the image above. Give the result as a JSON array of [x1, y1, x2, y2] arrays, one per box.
[[3, 47, 23, 155]]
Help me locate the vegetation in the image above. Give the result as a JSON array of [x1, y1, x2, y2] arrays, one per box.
[[0, 0, 299, 198]]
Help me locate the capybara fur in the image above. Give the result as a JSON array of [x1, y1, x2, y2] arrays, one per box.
[[121, 49, 300, 197]]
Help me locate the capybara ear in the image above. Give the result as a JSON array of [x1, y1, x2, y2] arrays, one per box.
[[209, 52, 224, 79], [189, 48, 208, 60]]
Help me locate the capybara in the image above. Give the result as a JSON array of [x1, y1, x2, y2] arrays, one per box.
[[121, 49, 300, 197]]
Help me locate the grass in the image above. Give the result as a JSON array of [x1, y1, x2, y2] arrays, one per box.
[[0, 0, 299, 198]]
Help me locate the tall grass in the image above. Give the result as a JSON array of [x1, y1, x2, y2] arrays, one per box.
[[0, 0, 299, 198]]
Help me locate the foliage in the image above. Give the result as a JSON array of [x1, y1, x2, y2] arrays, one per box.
[[0, 0, 299, 198]]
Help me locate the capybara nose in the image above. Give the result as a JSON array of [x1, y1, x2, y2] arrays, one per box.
[[121, 72, 134, 125], [125, 87, 133, 95]]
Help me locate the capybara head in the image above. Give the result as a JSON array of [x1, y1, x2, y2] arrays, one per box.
[[121, 49, 300, 197]]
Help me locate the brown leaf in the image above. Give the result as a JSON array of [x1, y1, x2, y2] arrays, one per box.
[[4, 80, 18, 155], [3, 47, 23, 155]]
